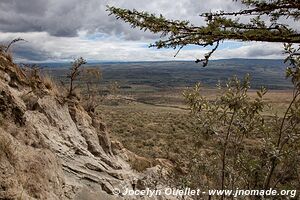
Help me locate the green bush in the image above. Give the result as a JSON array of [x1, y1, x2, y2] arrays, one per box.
[[179, 50, 300, 198]]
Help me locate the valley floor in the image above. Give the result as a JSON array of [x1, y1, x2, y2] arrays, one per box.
[[98, 87, 293, 161]]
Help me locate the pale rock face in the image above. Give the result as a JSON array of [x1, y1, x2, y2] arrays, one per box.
[[0, 72, 10, 83], [0, 54, 178, 200]]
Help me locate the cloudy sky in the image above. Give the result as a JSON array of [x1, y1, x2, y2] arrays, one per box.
[[0, 0, 288, 62]]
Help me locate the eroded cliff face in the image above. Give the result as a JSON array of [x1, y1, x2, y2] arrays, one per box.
[[0, 54, 172, 200]]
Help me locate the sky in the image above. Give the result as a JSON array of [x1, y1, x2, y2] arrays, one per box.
[[0, 0, 290, 63]]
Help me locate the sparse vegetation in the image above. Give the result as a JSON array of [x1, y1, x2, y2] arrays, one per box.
[[81, 67, 102, 113], [0, 1, 299, 199], [21, 63, 60, 98], [42, 75, 57, 91], [82, 67, 102, 99], [67, 57, 86, 97], [3, 38, 25, 53], [22, 64, 43, 90], [0, 133, 16, 165], [103, 0, 300, 199], [99, 103, 197, 160], [0, 38, 26, 62], [107, 1, 300, 199], [108, 81, 120, 95], [21, 92, 39, 110]]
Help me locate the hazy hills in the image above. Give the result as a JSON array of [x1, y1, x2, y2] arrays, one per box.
[[41, 59, 291, 90]]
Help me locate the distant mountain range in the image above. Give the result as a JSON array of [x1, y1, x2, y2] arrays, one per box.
[[41, 59, 292, 90]]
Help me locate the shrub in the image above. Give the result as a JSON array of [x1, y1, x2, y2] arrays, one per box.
[[180, 71, 300, 199]]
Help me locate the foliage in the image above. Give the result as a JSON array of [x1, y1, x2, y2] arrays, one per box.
[[180, 45, 300, 198], [184, 76, 266, 192], [108, 0, 300, 66], [182, 72, 300, 199]]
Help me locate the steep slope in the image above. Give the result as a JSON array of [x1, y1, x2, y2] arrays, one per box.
[[0, 54, 172, 200]]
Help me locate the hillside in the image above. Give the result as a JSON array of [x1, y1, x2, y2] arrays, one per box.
[[0, 53, 174, 200]]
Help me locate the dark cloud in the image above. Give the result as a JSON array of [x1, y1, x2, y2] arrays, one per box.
[[0, 0, 242, 39], [14, 48, 51, 62], [0, 1, 286, 62]]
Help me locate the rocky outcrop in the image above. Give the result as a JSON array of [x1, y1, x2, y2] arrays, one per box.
[[0, 54, 175, 200]]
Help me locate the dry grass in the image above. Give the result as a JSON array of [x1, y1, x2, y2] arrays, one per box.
[[0, 46, 13, 62], [195, 88, 292, 116], [82, 98, 98, 113], [99, 88, 292, 166], [98, 102, 198, 163], [0, 133, 16, 164], [42, 75, 56, 90], [4, 51, 13, 63], [41, 74, 61, 96], [0, 113, 4, 127], [126, 151, 154, 172], [21, 92, 39, 110]]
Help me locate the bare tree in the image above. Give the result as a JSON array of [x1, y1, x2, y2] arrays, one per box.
[[67, 57, 86, 97], [82, 67, 102, 99]]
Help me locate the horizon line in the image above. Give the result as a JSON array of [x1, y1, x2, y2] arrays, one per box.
[[19, 58, 284, 64]]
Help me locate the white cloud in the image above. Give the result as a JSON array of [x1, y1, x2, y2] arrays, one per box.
[[0, 32, 285, 62], [0, 0, 291, 62]]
